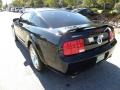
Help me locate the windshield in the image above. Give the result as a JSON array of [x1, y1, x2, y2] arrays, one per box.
[[40, 10, 91, 28]]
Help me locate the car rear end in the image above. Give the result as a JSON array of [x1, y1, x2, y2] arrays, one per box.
[[58, 25, 117, 75], [37, 10, 117, 75]]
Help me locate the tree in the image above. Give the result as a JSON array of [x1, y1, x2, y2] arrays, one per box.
[[3, 3, 8, 9], [114, 2, 120, 12], [97, 0, 114, 5], [34, 0, 44, 7], [64, 0, 76, 6], [82, 0, 94, 7], [44, 0, 58, 7], [97, 0, 114, 10], [24, 0, 44, 7], [0, 0, 2, 8], [12, 0, 25, 7], [29, 0, 35, 7], [12, 0, 19, 7]]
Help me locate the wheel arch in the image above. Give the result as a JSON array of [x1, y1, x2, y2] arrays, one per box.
[[27, 34, 46, 64]]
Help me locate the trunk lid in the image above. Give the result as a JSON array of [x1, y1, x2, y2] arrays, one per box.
[[58, 24, 112, 56]]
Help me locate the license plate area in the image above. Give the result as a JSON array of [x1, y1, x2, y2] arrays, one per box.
[[96, 54, 105, 63]]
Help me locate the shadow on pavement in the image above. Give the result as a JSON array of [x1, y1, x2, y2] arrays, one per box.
[[16, 41, 120, 90]]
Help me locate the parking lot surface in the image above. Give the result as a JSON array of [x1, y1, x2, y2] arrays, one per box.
[[0, 11, 120, 90]]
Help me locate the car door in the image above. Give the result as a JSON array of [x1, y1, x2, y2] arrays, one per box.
[[13, 18, 22, 40], [18, 13, 32, 44]]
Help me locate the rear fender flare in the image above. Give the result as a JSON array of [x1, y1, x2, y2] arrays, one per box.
[[28, 34, 46, 64]]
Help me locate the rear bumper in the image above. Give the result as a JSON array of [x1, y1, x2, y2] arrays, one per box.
[[60, 39, 117, 75], [66, 49, 113, 75]]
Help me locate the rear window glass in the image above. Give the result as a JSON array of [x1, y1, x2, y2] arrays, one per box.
[[40, 10, 91, 28]]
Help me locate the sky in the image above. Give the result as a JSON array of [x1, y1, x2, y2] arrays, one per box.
[[2, 0, 12, 5]]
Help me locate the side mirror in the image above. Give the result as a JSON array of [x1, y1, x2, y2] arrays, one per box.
[[13, 18, 23, 26], [13, 18, 20, 22]]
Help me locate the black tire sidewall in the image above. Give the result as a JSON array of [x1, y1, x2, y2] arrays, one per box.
[[29, 44, 44, 71]]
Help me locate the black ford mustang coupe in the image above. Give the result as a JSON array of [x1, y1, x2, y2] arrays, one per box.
[[12, 8, 117, 75]]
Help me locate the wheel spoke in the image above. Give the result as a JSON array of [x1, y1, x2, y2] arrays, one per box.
[[30, 46, 39, 69]]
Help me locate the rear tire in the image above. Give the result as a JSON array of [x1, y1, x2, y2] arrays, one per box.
[[29, 44, 44, 71]]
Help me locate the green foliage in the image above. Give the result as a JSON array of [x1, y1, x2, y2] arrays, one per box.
[[0, 0, 2, 8], [114, 2, 120, 12], [10, 0, 120, 11], [12, 0, 44, 7], [97, 0, 113, 5], [82, 0, 94, 7], [97, 9, 104, 14], [29, 0, 35, 7], [109, 9, 119, 15], [33, 0, 44, 7], [3, 3, 8, 9], [44, 0, 58, 7], [64, 0, 76, 6], [97, 0, 114, 10], [12, 0, 25, 7], [91, 8, 99, 12], [12, 0, 19, 7]]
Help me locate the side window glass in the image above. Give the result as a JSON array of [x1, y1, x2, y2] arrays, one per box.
[[31, 16, 48, 28], [20, 13, 31, 23]]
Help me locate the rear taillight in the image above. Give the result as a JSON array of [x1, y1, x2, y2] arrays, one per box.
[[109, 30, 115, 42], [63, 39, 85, 56]]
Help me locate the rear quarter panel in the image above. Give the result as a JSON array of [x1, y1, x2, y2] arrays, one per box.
[[29, 27, 68, 73]]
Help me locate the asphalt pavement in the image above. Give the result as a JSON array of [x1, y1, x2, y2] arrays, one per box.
[[0, 11, 120, 90]]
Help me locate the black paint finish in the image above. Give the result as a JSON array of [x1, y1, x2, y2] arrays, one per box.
[[12, 8, 117, 74]]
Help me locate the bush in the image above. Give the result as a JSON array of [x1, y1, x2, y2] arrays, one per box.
[[91, 8, 98, 12], [110, 9, 120, 15], [91, 8, 104, 14], [114, 2, 120, 13], [97, 10, 103, 14]]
